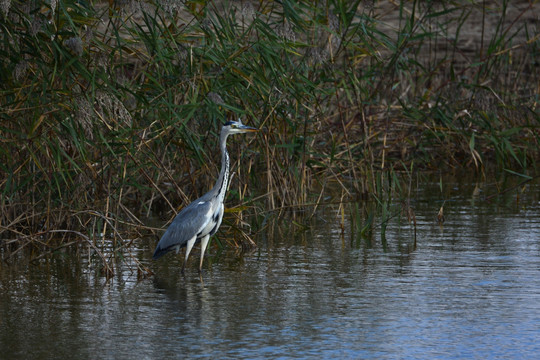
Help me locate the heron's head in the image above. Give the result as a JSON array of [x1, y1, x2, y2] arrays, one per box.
[[223, 119, 259, 135]]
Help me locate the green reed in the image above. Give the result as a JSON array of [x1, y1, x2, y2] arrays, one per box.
[[1, 0, 538, 264]]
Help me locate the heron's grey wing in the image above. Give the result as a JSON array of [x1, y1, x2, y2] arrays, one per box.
[[152, 201, 212, 259]]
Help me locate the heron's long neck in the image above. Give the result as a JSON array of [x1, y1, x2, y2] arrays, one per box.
[[212, 132, 230, 201]]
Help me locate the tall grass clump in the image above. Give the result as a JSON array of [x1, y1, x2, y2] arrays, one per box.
[[1, 0, 538, 266]]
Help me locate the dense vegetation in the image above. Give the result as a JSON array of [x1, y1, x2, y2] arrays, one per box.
[[1, 0, 538, 270]]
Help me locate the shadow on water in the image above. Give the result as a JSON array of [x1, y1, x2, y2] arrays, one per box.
[[1, 175, 540, 359]]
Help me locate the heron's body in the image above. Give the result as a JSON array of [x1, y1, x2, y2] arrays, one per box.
[[152, 120, 257, 272]]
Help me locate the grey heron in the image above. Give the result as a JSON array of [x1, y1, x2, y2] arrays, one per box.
[[152, 120, 258, 272]]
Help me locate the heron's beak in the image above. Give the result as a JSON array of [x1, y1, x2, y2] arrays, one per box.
[[238, 124, 259, 132]]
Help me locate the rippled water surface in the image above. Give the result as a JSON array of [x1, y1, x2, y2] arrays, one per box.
[[1, 179, 540, 359]]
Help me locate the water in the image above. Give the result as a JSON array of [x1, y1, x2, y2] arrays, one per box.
[[1, 178, 540, 359]]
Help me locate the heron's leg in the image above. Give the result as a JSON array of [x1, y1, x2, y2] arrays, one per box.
[[182, 236, 197, 273], [199, 234, 210, 272]]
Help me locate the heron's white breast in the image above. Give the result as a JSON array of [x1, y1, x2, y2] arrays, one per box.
[[195, 201, 219, 238]]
